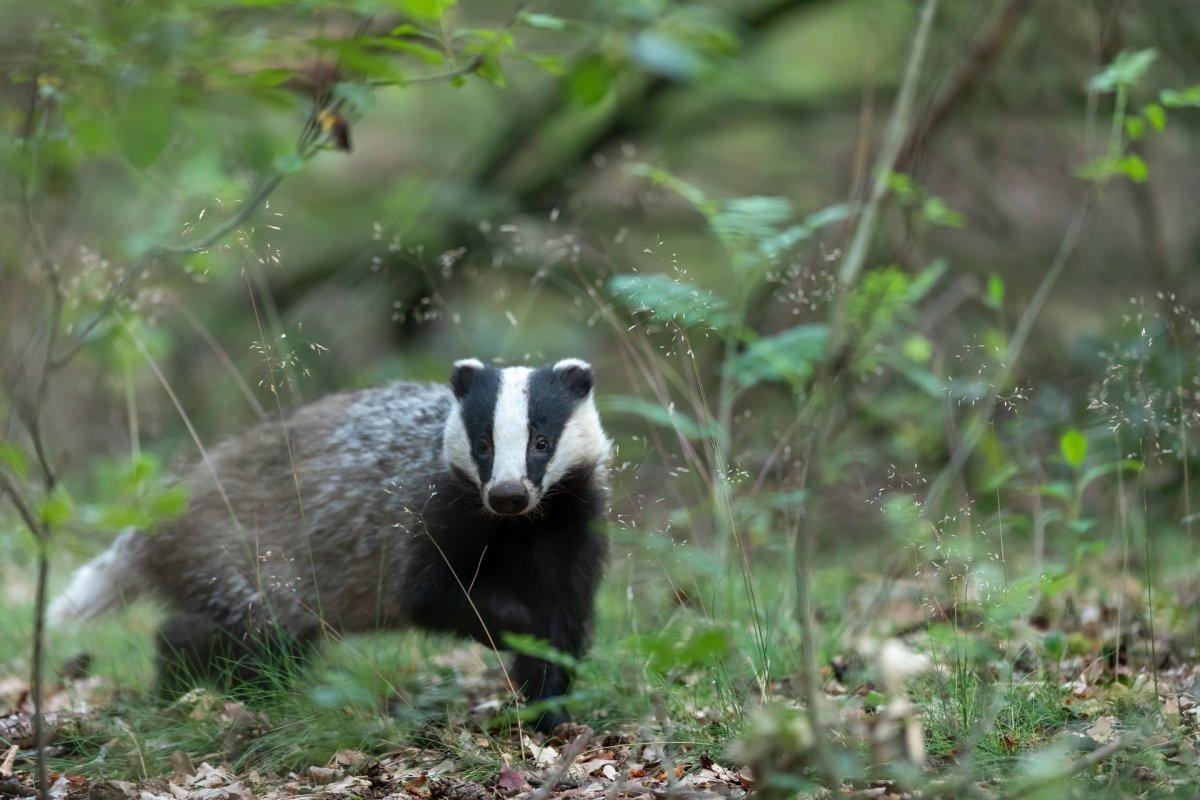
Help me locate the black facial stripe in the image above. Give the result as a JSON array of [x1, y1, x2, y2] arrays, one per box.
[[457, 366, 501, 484], [526, 367, 586, 486]]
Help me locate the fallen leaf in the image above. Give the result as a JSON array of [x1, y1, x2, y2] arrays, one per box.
[[1087, 715, 1117, 744], [0, 744, 16, 778], [522, 735, 559, 768], [496, 766, 527, 793]]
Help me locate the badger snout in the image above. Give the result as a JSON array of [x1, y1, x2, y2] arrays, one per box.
[[486, 480, 533, 515]]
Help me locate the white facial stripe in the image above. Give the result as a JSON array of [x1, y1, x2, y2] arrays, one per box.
[[542, 394, 612, 490], [442, 403, 479, 482], [490, 367, 532, 486]]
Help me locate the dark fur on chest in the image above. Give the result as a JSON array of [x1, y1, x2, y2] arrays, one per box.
[[402, 468, 607, 648], [398, 467, 608, 731]]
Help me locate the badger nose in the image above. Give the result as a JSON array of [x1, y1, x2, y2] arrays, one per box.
[[487, 481, 529, 515]]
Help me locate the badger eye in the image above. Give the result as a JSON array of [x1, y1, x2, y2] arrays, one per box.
[[476, 438, 491, 454], [533, 435, 550, 452]]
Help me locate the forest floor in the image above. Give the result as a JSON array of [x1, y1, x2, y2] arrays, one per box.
[[3, 546, 1200, 799]]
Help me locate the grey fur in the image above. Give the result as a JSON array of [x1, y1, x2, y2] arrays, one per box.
[[134, 381, 455, 634]]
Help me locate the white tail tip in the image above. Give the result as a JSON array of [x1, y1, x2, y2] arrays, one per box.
[[48, 531, 142, 626]]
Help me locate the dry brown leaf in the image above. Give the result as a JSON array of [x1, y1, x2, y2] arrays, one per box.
[[496, 765, 527, 793], [1087, 715, 1118, 744], [522, 735, 559, 768], [0, 744, 17, 778]]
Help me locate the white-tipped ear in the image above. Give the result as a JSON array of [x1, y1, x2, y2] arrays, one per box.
[[451, 358, 485, 399], [553, 358, 593, 398]]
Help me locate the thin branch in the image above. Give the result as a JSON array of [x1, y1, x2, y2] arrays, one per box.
[[529, 730, 592, 800], [0, 473, 42, 537], [895, 0, 1035, 171], [833, 0, 941, 301]]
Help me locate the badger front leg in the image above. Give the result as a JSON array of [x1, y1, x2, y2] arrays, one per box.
[[407, 578, 583, 732], [511, 582, 597, 734]]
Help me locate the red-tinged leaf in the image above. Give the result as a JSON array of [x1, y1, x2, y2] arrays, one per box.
[[496, 766, 527, 793]]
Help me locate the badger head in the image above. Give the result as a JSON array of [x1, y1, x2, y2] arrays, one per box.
[[442, 358, 611, 515]]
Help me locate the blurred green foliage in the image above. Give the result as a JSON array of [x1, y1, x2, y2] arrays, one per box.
[[3, 0, 1200, 796]]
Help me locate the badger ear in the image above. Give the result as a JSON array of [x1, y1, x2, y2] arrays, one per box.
[[554, 358, 594, 399], [451, 358, 485, 399]]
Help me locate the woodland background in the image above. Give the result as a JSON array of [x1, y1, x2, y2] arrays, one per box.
[[3, 0, 1200, 798]]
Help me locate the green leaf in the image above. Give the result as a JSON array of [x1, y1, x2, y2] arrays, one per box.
[[398, 0, 455, 21], [887, 172, 917, 201], [601, 395, 719, 441], [521, 53, 567, 76], [711, 196, 793, 257], [1142, 102, 1166, 131], [733, 325, 829, 388], [1077, 155, 1115, 183], [147, 485, 190, 519], [1160, 85, 1200, 108], [475, 54, 505, 87], [520, 12, 566, 30], [758, 202, 858, 259], [1124, 115, 1145, 140], [1087, 48, 1158, 93], [1113, 153, 1148, 182], [985, 274, 1005, 309], [40, 489, 73, 527], [309, 38, 401, 80], [921, 196, 965, 228], [609, 273, 732, 329], [569, 55, 617, 106], [116, 85, 174, 169], [0, 441, 29, 479], [242, 68, 294, 87], [363, 36, 444, 65], [1060, 429, 1087, 469], [903, 334, 933, 363], [627, 163, 714, 214]]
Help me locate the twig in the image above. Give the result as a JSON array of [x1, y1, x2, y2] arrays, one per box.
[[530, 729, 592, 800], [832, 0, 941, 303], [896, 0, 1035, 171]]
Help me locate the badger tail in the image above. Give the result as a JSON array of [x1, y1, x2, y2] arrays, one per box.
[[48, 530, 147, 626]]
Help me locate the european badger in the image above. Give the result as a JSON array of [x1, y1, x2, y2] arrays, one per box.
[[49, 358, 612, 732]]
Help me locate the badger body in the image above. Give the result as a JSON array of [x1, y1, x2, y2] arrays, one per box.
[[50, 359, 612, 731]]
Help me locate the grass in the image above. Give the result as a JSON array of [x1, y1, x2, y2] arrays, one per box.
[[3, 508, 1198, 799]]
